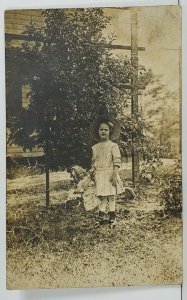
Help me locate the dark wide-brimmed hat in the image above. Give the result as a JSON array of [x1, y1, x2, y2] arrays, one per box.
[[90, 115, 121, 141]]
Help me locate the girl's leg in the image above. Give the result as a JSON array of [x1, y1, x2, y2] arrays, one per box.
[[108, 195, 116, 212], [108, 195, 116, 228], [99, 196, 108, 212], [95, 196, 107, 227]]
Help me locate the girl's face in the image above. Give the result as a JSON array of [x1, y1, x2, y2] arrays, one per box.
[[99, 123, 110, 141]]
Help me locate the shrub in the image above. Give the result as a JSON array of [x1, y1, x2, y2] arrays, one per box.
[[160, 157, 182, 217]]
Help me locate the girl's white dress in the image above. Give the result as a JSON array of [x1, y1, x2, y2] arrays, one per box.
[[92, 140, 123, 196]]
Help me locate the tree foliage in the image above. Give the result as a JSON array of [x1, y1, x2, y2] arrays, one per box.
[[7, 8, 151, 169]]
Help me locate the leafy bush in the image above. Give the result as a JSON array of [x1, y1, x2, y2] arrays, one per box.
[[139, 145, 163, 185], [7, 165, 44, 180], [160, 157, 182, 217], [7, 157, 45, 179]]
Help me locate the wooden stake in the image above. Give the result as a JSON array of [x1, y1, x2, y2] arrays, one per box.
[[131, 9, 140, 192], [45, 155, 50, 207], [179, 47, 182, 155]]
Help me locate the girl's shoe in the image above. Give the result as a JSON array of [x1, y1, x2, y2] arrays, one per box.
[[95, 211, 105, 228], [109, 211, 116, 228]]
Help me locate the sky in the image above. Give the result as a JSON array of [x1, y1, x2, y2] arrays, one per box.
[[104, 6, 181, 94]]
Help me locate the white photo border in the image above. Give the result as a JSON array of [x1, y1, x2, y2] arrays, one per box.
[[0, 0, 185, 299]]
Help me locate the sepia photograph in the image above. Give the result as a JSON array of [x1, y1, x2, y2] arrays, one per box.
[[5, 5, 182, 289]]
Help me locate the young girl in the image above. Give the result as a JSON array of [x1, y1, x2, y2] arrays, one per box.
[[90, 116, 123, 228]]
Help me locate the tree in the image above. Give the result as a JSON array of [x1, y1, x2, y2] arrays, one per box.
[[6, 9, 142, 168], [7, 8, 151, 171]]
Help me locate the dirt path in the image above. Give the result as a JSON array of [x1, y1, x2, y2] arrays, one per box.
[[6, 184, 182, 289]]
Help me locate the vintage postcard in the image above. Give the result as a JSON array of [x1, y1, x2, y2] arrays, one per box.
[[5, 5, 182, 289]]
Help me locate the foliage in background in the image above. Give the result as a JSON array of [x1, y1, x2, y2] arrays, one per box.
[[140, 73, 180, 157]]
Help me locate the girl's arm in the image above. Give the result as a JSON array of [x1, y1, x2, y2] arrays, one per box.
[[111, 144, 121, 186], [111, 165, 119, 186]]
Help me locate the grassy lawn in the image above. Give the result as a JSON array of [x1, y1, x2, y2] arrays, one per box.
[[6, 167, 183, 288]]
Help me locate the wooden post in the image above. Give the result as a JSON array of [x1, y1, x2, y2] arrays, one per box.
[[45, 145, 50, 207], [45, 161, 49, 207], [179, 47, 182, 154], [131, 9, 140, 191]]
